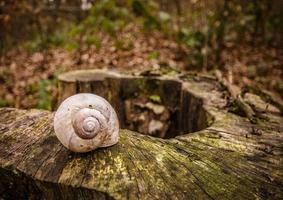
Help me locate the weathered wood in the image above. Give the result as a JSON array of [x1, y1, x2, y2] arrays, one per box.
[[0, 71, 283, 199], [215, 70, 258, 123], [57, 70, 215, 138]]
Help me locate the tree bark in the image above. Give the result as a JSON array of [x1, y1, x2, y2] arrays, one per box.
[[0, 70, 283, 199]]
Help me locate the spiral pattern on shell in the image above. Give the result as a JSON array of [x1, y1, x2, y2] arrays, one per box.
[[54, 93, 119, 153]]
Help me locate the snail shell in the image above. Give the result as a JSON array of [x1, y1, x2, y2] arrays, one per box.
[[54, 93, 119, 153]]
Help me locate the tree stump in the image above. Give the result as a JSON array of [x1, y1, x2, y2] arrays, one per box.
[[0, 70, 283, 199]]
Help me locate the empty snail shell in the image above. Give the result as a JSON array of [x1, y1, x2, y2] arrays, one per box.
[[54, 93, 119, 153]]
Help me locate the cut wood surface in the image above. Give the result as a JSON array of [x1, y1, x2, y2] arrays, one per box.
[[0, 70, 283, 200]]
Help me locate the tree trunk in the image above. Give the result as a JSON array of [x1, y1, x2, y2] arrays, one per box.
[[0, 70, 283, 199]]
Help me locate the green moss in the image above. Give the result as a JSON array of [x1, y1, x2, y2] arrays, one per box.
[[205, 113, 215, 127], [228, 101, 245, 116], [37, 79, 56, 110], [147, 51, 159, 60], [107, 91, 113, 103], [85, 35, 102, 50], [148, 94, 161, 103], [64, 42, 79, 53], [0, 99, 10, 107]]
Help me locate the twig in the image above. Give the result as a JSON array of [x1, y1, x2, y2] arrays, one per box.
[[215, 70, 258, 124]]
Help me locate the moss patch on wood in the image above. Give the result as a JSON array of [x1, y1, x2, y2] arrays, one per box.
[[0, 71, 283, 199]]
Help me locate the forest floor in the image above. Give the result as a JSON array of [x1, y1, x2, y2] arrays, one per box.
[[0, 27, 282, 110]]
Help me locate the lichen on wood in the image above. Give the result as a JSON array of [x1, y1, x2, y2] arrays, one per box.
[[0, 70, 283, 199]]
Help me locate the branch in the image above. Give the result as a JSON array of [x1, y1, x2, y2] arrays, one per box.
[[244, 84, 283, 115], [215, 70, 258, 123]]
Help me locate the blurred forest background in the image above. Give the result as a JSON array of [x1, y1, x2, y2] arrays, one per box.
[[0, 0, 282, 110]]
